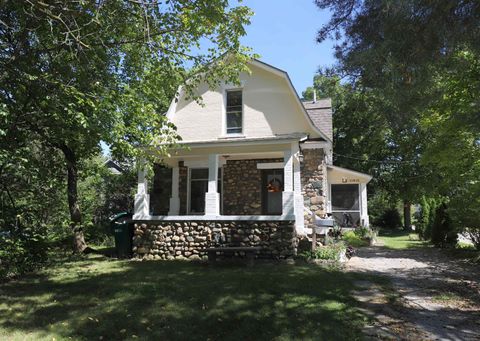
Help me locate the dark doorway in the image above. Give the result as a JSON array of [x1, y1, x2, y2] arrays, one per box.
[[261, 169, 284, 215]]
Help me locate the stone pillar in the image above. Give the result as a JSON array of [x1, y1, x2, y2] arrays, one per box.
[[205, 154, 220, 216], [301, 148, 326, 228], [282, 149, 294, 216], [133, 163, 150, 218], [168, 166, 180, 215]]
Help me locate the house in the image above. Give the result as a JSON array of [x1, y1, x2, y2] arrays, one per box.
[[105, 159, 124, 175], [131, 59, 372, 260]]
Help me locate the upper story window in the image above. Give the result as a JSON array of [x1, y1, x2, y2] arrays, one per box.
[[226, 90, 243, 134]]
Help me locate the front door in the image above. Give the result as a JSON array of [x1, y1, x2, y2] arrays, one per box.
[[261, 169, 284, 215]]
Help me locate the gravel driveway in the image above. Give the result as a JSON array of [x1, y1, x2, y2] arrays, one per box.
[[347, 243, 480, 340]]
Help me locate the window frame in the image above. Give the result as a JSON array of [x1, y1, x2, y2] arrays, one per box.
[[224, 89, 244, 136], [187, 167, 223, 214], [330, 183, 362, 227]]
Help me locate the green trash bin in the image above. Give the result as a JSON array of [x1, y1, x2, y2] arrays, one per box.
[[110, 212, 133, 258]]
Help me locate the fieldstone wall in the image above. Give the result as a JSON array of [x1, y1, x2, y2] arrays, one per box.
[[223, 158, 283, 215], [301, 149, 327, 227], [132, 220, 297, 260]]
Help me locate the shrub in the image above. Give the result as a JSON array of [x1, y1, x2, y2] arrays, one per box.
[[374, 208, 402, 229], [354, 226, 376, 239], [342, 231, 368, 247], [300, 242, 346, 261], [0, 226, 48, 280], [415, 196, 438, 240], [431, 203, 457, 248], [368, 191, 402, 229]]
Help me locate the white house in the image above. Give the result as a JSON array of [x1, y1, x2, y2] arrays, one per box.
[[131, 59, 372, 260]]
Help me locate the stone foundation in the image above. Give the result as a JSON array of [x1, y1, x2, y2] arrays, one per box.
[[132, 220, 297, 260]]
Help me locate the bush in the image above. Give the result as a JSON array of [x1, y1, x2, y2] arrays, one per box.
[[431, 203, 457, 247], [368, 191, 402, 229], [342, 231, 368, 247], [415, 196, 438, 240], [300, 242, 346, 261], [0, 226, 48, 280], [374, 208, 402, 229]]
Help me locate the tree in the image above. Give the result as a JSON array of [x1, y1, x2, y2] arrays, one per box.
[[302, 74, 429, 230], [312, 0, 480, 231], [0, 1, 253, 252]]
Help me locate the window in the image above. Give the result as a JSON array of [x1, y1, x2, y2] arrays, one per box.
[[188, 168, 222, 214], [331, 184, 361, 227], [226, 90, 242, 134]]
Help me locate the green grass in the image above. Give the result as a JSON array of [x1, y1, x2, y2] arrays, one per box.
[[377, 229, 428, 249], [431, 292, 462, 303], [0, 254, 373, 340]]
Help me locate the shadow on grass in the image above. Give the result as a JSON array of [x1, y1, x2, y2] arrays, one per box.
[[0, 256, 367, 340]]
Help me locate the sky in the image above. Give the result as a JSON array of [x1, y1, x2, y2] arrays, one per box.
[[240, 0, 336, 96]]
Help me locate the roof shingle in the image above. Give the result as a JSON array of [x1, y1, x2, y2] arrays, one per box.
[[302, 98, 333, 141]]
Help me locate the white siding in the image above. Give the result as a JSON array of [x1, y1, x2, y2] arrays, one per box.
[[170, 63, 318, 142]]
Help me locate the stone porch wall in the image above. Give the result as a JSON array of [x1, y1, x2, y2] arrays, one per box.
[[301, 149, 327, 228], [132, 220, 297, 260], [223, 158, 283, 215]]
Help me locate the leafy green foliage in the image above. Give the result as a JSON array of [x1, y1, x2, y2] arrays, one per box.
[[311, 1, 480, 236], [0, 226, 48, 280], [431, 203, 457, 248], [0, 1, 254, 252], [300, 242, 346, 261], [415, 196, 440, 240], [354, 226, 376, 239], [342, 231, 368, 248], [79, 157, 137, 244]]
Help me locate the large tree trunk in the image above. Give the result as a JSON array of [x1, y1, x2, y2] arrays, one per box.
[[403, 200, 412, 231], [60, 144, 87, 253]]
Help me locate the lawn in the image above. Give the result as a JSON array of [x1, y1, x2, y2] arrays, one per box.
[[0, 254, 371, 340], [377, 229, 427, 249]]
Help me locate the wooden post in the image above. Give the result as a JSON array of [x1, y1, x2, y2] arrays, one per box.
[[312, 227, 317, 252]]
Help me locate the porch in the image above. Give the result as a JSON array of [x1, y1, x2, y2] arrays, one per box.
[[132, 136, 321, 231], [131, 135, 330, 259]]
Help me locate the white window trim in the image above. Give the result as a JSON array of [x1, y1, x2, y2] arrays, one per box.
[[329, 183, 362, 215], [223, 88, 244, 137]]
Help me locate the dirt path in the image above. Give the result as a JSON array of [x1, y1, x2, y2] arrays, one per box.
[[347, 243, 480, 340]]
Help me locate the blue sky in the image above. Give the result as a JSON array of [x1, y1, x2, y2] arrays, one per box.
[[240, 0, 336, 96]]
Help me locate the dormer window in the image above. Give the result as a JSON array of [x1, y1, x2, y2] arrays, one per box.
[[226, 90, 243, 134]]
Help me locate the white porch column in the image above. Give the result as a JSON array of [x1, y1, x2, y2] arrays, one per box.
[[133, 162, 150, 218], [205, 154, 220, 216], [292, 143, 305, 234], [282, 149, 294, 217], [168, 166, 180, 215], [360, 183, 369, 226]]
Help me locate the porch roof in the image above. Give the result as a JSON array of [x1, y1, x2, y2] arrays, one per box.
[[171, 133, 308, 148], [327, 165, 373, 183]]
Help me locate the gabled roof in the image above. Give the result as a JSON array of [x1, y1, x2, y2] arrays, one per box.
[[327, 165, 373, 183], [165, 58, 333, 143], [302, 99, 333, 141], [249, 59, 331, 143]]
